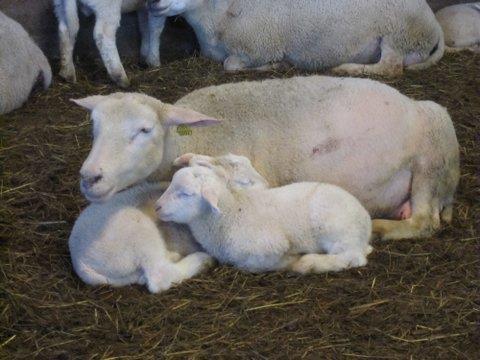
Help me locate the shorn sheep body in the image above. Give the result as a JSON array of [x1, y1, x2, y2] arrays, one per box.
[[156, 163, 373, 274], [436, 3, 480, 53], [54, 0, 165, 87], [0, 11, 52, 115], [147, 0, 444, 76], [72, 76, 460, 241], [69, 154, 265, 291]]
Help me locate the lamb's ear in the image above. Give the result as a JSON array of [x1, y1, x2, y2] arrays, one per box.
[[162, 105, 221, 127], [201, 186, 220, 214], [173, 153, 197, 167], [70, 95, 107, 111]]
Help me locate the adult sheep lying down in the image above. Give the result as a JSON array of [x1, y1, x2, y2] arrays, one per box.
[[72, 76, 460, 240], [436, 3, 480, 53], [0, 11, 52, 115], [147, 0, 444, 76]]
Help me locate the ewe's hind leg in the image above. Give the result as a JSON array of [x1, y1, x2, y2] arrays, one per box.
[[224, 55, 287, 72], [332, 41, 403, 77], [93, 11, 130, 88], [138, 10, 165, 67], [373, 175, 441, 240], [74, 260, 108, 286], [54, 0, 79, 82]]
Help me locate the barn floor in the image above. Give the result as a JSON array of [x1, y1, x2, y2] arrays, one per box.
[[0, 52, 479, 359]]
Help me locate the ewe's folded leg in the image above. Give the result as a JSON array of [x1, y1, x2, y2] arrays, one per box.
[[332, 42, 403, 77]]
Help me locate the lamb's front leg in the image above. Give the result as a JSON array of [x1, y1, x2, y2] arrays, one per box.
[[93, 11, 130, 88], [289, 252, 367, 274]]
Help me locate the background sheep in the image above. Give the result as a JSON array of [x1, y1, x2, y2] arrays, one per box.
[[436, 3, 480, 52], [0, 11, 52, 115], [147, 0, 444, 76], [54, 0, 165, 87], [72, 76, 459, 241], [156, 163, 373, 274]]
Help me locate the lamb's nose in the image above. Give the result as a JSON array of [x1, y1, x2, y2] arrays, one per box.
[[81, 174, 103, 189]]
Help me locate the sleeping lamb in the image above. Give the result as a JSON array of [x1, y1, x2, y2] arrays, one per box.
[[0, 11, 52, 115], [147, 0, 444, 76], [155, 161, 373, 274], [72, 76, 460, 241]]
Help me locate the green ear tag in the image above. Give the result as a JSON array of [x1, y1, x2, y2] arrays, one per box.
[[177, 125, 193, 136]]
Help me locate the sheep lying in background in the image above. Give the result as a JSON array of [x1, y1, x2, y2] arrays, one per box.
[[54, 0, 165, 87], [72, 76, 460, 241], [69, 154, 265, 292], [156, 161, 373, 274], [0, 11, 52, 115], [436, 3, 480, 53], [147, 0, 444, 76]]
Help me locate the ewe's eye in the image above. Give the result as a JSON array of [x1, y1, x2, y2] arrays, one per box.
[[131, 127, 153, 140], [178, 191, 193, 198]]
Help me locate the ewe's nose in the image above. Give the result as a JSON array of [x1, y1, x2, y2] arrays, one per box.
[[80, 170, 103, 189]]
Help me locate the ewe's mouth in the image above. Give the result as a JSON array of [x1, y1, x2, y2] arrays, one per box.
[[82, 186, 116, 203]]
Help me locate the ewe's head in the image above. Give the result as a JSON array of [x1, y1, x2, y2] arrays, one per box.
[[155, 165, 227, 223], [173, 153, 269, 190], [147, 0, 201, 16], [72, 93, 220, 203]]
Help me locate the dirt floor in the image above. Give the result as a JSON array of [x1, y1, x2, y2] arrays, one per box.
[[0, 52, 479, 359]]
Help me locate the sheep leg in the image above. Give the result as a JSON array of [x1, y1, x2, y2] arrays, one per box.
[[173, 252, 215, 281], [142, 260, 179, 293], [146, 13, 165, 67], [93, 12, 130, 88], [138, 9, 151, 63], [224, 55, 286, 72], [289, 252, 367, 274], [54, 0, 79, 82], [74, 260, 109, 285], [372, 174, 441, 240], [331, 41, 403, 77]]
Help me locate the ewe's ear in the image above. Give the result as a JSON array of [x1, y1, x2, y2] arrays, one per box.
[[201, 186, 220, 214], [70, 95, 107, 111], [173, 153, 197, 167], [162, 105, 221, 127]]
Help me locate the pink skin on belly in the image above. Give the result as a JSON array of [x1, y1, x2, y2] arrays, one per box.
[[392, 200, 412, 220]]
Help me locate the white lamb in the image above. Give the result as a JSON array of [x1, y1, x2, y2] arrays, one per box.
[[69, 182, 212, 293], [436, 3, 480, 53], [69, 154, 265, 291], [54, 0, 165, 87], [0, 11, 52, 115], [147, 0, 444, 76], [72, 76, 460, 241], [156, 162, 373, 274]]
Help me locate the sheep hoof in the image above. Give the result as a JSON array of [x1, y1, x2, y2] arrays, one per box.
[[223, 55, 248, 72], [113, 75, 130, 89], [146, 56, 161, 68], [59, 68, 77, 83]]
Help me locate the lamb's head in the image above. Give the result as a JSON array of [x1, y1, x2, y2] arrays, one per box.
[[155, 165, 227, 223], [72, 93, 220, 203], [147, 0, 201, 16], [173, 153, 269, 190]]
